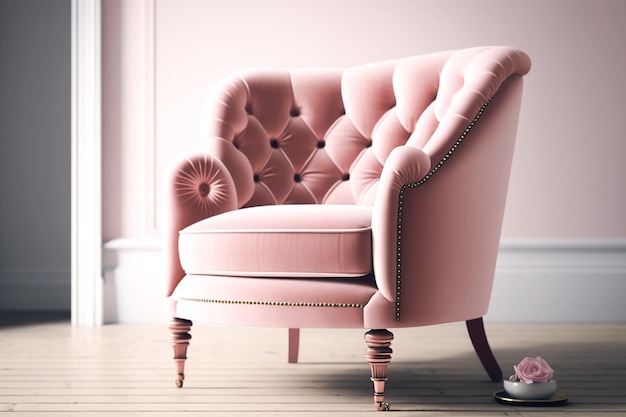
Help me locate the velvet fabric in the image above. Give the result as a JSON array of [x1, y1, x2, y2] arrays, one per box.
[[163, 46, 531, 329], [179, 204, 373, 277]]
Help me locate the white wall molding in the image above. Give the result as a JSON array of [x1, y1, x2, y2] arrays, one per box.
[[487, 239, 626, 322], [102, 238, 626, 323], [141, 0, 158, 236], [102, 239, 167, 323], [71, 0, 103, 326]]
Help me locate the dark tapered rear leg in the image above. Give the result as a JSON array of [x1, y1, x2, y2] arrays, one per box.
[[466, 317, 502, 381], [169, 318, 192, 388], [288, 328, 300, 364]]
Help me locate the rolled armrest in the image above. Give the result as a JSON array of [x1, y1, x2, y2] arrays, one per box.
[[162, 151, 238, 297], [371, 145, 431, 302]]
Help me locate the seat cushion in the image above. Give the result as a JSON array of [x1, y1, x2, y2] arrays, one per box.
[[179, 204, 373, 278]]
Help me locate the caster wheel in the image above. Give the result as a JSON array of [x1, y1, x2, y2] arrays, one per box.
[[376, 401, 390, 411], [175, 379, 183, 388]]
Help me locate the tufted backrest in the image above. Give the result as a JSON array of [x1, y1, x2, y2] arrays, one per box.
[[199, 46, 531, 208]]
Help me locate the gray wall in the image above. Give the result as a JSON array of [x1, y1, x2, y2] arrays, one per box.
[[0, 0, 71, 311]]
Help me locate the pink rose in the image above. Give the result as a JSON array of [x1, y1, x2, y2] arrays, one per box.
[[509, 356, 554, 383]]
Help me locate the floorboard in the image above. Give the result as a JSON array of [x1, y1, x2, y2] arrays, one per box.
[[0, 316, 625, 416]]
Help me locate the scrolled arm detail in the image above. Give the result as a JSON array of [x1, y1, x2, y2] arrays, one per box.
[[371, 145, 431, 306], [170, 153, 238, 217], [163, 151, 238, 298]]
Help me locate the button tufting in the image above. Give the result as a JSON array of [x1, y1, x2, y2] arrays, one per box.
[[317, 140, 325, 148], [253, 174, 260, 183], [270, 139, 280, 148], [293, 173, 302, 182], [290, 108, 300, 117], [198, 183, 210, 197], [342, 173, 350, 181]]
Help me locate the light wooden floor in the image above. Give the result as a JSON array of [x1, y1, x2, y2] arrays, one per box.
[[1, 315, 625, 416]]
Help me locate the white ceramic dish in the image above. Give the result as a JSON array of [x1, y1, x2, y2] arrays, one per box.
[[503, 379, 558, 400]]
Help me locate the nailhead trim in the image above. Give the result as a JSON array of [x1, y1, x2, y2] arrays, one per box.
[[179, 297, 364, 309], [394, 100, 491, 321]]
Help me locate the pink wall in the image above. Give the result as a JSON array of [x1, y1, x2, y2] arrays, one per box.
[[103, 0, 626, 241], [103, 0, 157, 239]]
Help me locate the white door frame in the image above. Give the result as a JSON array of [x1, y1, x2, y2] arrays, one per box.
[[71, 0, 102, 326]]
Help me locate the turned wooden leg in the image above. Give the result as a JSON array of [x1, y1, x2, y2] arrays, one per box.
[[169, 318, 192, 388], [364, 329, 394, 411], [466, 317, 502, 382], [288, 328, 300, 364]]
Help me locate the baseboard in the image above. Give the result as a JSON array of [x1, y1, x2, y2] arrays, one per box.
[[487, 239, 626, 322], [102, 239, 168, 324], [0, 268, 71, 311], [102, 238, 626, 324]]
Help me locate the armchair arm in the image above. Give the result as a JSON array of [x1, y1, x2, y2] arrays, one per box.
[[371, 145, 431, 303], [162, 149, 239, 297]]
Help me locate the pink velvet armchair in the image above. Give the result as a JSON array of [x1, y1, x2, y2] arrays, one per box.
[[163, 46, 531, 411]]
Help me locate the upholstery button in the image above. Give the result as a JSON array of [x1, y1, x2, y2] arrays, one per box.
[[294, 173, 302, 182], [317, 140, 325, 148], [366, 140, 372, 148], [270, 138, 280, 148], [198, 183, 210, 197], [342, 173, 350, 181], [253, 174, 260, 183], [290, 108, 300, 117]]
